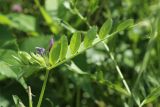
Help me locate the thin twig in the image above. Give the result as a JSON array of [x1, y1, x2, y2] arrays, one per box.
[[103, 42, 131, 95], [28, 86, 33, 107], [37, 69, 50, 107]]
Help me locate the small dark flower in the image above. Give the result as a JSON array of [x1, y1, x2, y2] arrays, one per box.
[[49, 38, 54, 51], [11, 4, 22, 12], [36, 47, 45, 55]]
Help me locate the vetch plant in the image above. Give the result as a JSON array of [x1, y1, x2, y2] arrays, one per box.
[[0, 0, 159, 107], [14, 17, 134, 107], [11, 0, 136, 106]]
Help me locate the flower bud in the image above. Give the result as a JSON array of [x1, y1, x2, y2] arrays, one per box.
[[11, 4, 22, 12], [49, 38, 54, 51]]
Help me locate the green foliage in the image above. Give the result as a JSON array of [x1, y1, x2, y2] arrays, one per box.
[[0, 0, 160, 107], [0, 61, 17, 78], [84, 26, 97, 48], [35, 0, 60, 34], [0, 14, 12, 25], [49, 42, 61, 65], [48, 25, 118, 69], [66, 61, 88, 75], [70, 32, 81, 54], [116, 19, 134, 32], [99, 18, 113, 39], [12, 95, 25, 107], [60, 35, 68, 60], [8, 13, 36, 32], [140, 87, 160, 107]]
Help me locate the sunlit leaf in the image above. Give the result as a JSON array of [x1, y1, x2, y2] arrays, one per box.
[[60, 35, 68, 60], [7, 13, 36, 32], [70, 32, 81, 54], [116, 19, 134, 32], [99, 18, 112, 39], [66, 61, 88, 75], [0, 14, 13, 25], [0, 61, 17, 78], [84, 26, 97, 48], [49, 42, 61, 65]]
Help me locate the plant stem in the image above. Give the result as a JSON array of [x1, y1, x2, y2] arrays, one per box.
[[103, 42, 131, 95], [28, 86, 33, 107], [34, 0, 58, 34], [37, 69, 50, 107], [72, 5, 91, 28]]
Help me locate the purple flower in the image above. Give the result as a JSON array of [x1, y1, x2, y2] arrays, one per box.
[[36, 47, 45, 55], [49, 38, 54, 51], [11, 4, 22, 12]]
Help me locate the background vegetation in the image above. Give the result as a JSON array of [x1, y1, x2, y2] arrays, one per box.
[[0, 0, 160, 107]]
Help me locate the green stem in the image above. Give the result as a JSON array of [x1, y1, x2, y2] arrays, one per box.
[[37, 69, 50, 107], [34, 0, 58, 34], [73, 6, 91, 28], [34, 0, 40, 7], [103, 42, 131, 95], [28, 86, 33, 107]]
